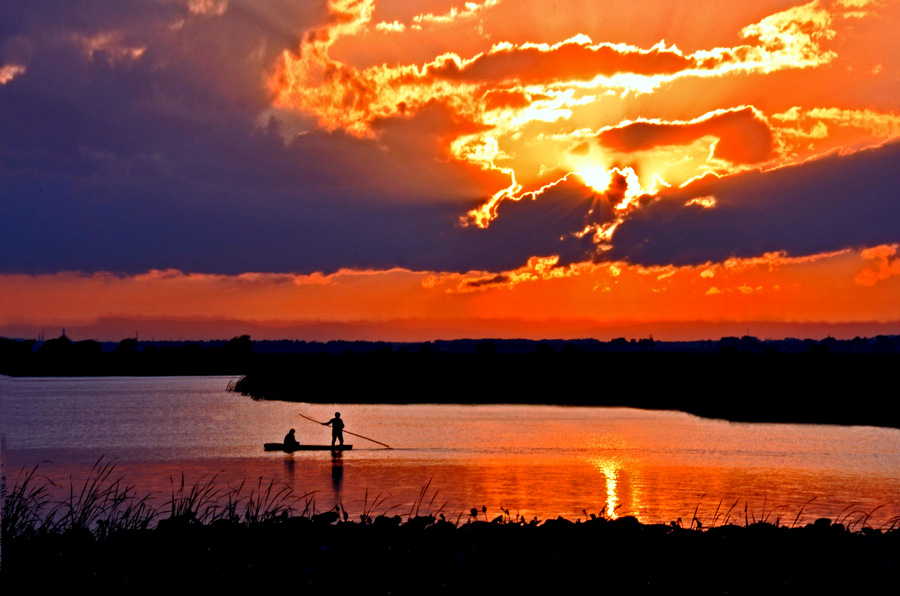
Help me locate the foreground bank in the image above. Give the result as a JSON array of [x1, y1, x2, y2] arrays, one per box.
[[3, 512, 898, 594], [3, 462, 897, 594]]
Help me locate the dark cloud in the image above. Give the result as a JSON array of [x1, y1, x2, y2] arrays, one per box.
[[0, 2, 614, 276], [463, 274, 511, 289], [604, 140, 900, 266], [597, 107, 774, 164]]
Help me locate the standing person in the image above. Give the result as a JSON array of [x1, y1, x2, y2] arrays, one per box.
[[323, 412, 345, 446]]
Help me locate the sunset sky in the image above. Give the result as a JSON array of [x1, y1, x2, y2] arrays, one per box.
[[2, 0, 899, 341]]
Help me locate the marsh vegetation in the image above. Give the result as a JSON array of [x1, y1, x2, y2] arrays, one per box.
[[2, 461, 898, 594]]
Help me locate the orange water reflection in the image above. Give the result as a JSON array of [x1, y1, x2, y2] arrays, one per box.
[[588, 458, 623, 519], [7, 449, 900, 527]]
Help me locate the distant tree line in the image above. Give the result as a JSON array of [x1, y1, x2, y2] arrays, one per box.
[[2, 333, 899, 377], [0, 334, 253, 376]]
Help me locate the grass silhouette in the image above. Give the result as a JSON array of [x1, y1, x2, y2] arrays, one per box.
[[3, 462, 900, 593]]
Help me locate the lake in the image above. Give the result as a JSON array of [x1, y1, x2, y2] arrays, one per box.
[[2, 375, 899, 527]]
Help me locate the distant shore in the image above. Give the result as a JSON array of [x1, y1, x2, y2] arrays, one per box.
[[4, 334, 899, 429], [3, 333, 899, 375]]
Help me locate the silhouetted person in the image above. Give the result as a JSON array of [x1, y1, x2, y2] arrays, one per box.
[[284, 428, 300, 449], [323, 412, 345, 446]]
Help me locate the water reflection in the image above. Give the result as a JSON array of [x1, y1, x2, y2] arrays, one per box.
[[282, 456, 296, 485], [590, 458, 622, 519], [331, 451, 344, 505], [3, 377, 900, 525]]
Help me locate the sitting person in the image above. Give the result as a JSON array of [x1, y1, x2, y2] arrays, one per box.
[[284, 428, 300, 448]]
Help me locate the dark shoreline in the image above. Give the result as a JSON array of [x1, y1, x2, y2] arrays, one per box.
[[4, 513, 899, 594]]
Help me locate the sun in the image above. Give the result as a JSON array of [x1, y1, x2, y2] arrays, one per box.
[[576, 165, 612, 193]]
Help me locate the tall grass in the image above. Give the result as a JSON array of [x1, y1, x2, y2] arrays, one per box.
[[683, 496, 900, 532], [223, 477, 314, 524], [165, 472, 223, 524], [1, 464, 53, 540], [47, 458, 156, 536], [163, 472, 317, 525], [2, 459, 313, 540], [2, 459, 156, 539]]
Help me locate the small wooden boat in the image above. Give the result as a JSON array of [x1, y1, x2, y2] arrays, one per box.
[[264, 443, 353, 452]]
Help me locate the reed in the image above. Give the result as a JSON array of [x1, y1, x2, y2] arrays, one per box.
[[3, 462, 322, 540], [165, 472, 223, 524], [359, 488, 397, 523], [47, 457, 145, 534], [2, 458, 157, 539], [1, 464, 53, 539], [883, 515, 900, 531], [407, 475, 447, 521], [790, 497, 817, 528], [836, 504, 888, 531], [679, 495, 900, 533], [690, 494, 704, 530], [227, 476, 313, 524], [711, 498, 741, 527]]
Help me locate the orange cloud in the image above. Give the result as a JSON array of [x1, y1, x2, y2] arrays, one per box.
[[398, 0, 502, 31], [0, 63, 26, 84], [441, 255, 589, 292], [271, 7, 828, 140], [377, 1, 501, 33], [74, 32, 146, 64], [855, 244, 900, 285], [187, 0, 229, 17], [426, 38, 693, 84], [269, 0, 853, 146], [685, 196, 717, 208], [3, 245, 899, 340], [771, 106, 900, 161]]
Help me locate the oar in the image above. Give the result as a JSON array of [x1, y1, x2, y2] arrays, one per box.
[[298, 412, 392, 449]]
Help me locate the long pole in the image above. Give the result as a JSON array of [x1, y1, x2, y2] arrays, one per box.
[[298, 412, 392, 449]]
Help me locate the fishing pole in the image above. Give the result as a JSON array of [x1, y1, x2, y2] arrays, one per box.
[[298, 412, 392, 449]]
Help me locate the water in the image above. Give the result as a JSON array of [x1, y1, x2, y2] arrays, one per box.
[[2, 375, 899, 526]]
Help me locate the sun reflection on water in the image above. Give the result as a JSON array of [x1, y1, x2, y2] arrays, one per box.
[[588, 457, 625, 519]]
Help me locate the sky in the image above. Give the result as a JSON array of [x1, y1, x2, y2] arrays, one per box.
[[2, 0, 899, 341]]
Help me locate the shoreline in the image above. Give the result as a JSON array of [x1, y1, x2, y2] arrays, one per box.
[[4, 334, 899, 429], [4, 510, 898, 593], [4, 436, 898, 593]]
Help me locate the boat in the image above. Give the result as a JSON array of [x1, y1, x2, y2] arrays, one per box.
[[264, 443, 353, 452]]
